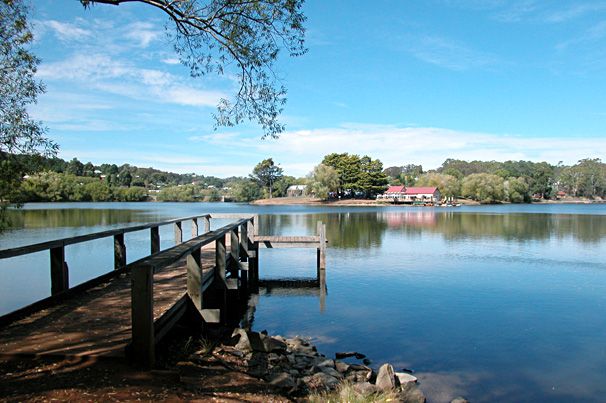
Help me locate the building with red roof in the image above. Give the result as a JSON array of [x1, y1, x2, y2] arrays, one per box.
[[377, 186, 441, 204]]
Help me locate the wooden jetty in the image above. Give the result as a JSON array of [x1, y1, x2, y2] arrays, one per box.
[[0, 214, 327, 367]]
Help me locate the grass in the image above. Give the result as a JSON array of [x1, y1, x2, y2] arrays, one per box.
[[307, 382, 400, 403]]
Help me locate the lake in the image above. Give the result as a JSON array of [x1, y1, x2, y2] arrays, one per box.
[[1, 202, 606, 402]]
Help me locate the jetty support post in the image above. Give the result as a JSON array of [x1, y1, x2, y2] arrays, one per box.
[[114, 233, 126, 270], [50, 246, 69, 295], [202, 234, 227, 323], [174, 221, 183, 245], [150, 226, 160, 255], [247, 216, 259, 291], [130, 263, 155, 367], [203, 216, 211, 233], [316, 221, 326, 273]]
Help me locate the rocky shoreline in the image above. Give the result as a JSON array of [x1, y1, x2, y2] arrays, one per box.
[[175, 327, 469, 403]]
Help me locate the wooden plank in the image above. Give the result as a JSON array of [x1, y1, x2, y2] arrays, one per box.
[[186, 250, 203, 312], [153, 294, 188, 343], [130, 263, 155, 367], [259, 242, 320, 249], [255, 235, 320, 243], [215, 234, 226, 284], [191, 218, 199, 238], [114, 233, 126, 270], [50, 247, 68, 295]]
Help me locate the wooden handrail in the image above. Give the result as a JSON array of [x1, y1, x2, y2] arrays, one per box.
[[0, 214, 212, 259]]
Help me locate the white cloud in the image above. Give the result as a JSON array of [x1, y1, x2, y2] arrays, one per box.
[[42, 20, 93, 41], [162, 58, 181, 65], [38, 53, 224, 107], [404, 35, 499, 71], [124, 21, 161, 48]]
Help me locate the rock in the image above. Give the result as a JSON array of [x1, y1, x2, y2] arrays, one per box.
[[263, 335, 287, 353], [395, 372, 418, 385], [335, 351, 366, 359], [450, 398, 469, 403], [303, 372, 340, 391], [362, 358, 372, 366], [247, 331, 267, 352], [319, 366, 343, 379], [353, 382, 379, 395], [375, 363, 397, 391], [316, 358, 335, 368], [269, 372, 296, 390], [231, 328, 252, 352], [335, 361, 350, 373], [399, 382, 426, 403]]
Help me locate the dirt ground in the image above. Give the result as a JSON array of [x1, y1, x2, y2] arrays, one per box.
[[0, 329, 292, 403]]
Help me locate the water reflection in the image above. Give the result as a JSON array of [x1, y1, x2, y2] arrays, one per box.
[[5, 208, 155, 229], [276, 211, 606, 248]]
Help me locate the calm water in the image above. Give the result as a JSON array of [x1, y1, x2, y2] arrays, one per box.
[[1, 202, 606, 402]]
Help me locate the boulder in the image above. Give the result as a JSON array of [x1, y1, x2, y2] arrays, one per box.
[[375, 363, 397, 391], [335, 361, 350, 373], [450, 398, 469, 403], [399, 382, 426, 403], [316, 358, 335, 368], [395, 372, 418, 385], [335, 351, 366, 359], [353, 381, 379, 395], [304, 372, 340, 391], [269, 372, 296, 390], [231, 328, 252, 352], [319, 366, 343, 379], [263, 335, 287, 353]]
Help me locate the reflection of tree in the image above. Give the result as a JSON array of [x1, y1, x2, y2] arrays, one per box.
[[309, 213, 387, 249], [384, 211, 606, 244], [6, 208, 152, 229]]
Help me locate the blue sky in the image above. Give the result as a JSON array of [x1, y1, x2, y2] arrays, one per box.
[[28, 0, 606, 177]]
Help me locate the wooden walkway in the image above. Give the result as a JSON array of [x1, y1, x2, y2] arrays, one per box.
[[0, 214, 327, 366]]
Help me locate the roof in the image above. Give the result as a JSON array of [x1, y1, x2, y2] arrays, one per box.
[[403, 187, 438, 194], [386, 186, 405, 193], [384, 186, 438, 195]]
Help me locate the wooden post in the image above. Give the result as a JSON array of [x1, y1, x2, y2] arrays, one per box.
[[191, 218, 199, 238], [50, 246, 69, 295], [230, 228, 240, 270], [131, 263, 155, 367], [317, 221, 326, 271], [186, 249, 202, 312], [174, 221, 182, 244], [150, 226, 160, 255], [203, 216, 211, 233], [114, 233, 126, 269], [215, 234, 226, 284], [240, 223, 249, 261]]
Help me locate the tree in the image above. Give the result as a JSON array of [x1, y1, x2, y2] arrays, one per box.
[[307, 164, 339, 200], [358, 156, 388, 198], [504, 177, 530, 203], [250, 158, 283, 198], [81, 0, 306, 138], [66, 157, 84, 176], [416, 173, 460, 200], [321, 153, 387, 198], [461, 173, 505, 203], [1, 0, 57, 228]]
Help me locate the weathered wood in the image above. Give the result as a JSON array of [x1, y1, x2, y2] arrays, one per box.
[[191, 218, 199, 238], [174, 221, 183, 245], [203, 216, 211, 233], [186, 249, 203, 312], [50, 247, 68, 295], [215, 234, 226, 284], [259, 242, 320, 249], [230, 228, 240, 272], [154, 294, 188, 343], [114, 233, 126, 270], [240, 223, 248, 260], [255, 235, 320, 243], [0, 214, 212, 259], [150, 226, 160, 255], [130, 263, 155, 367], [318, 221, 326, 271]]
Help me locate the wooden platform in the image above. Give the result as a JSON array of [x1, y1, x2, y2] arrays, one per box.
[[0, 251, 213, 359]]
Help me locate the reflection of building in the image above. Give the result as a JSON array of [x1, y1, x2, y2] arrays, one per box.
[[383, 211, 437, 228], [377, 186, 440, 204], [286, 185, 307, 197]]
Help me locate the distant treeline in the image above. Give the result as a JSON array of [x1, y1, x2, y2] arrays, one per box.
[[383, 158, 606, 203], [5, 153, 606, 204]]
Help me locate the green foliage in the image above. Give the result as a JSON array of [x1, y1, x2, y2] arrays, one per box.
[[157, 184, 201, 202], [1, 0, 57, 229], [229, 179, 262, 202], [504, 177, 530, 203], [307, 164, 339, 200], [461, 173, 505, 203], [250, 158, 283, 198], [416, 173, 460, 199], [558, 158, 606, 198], [82, 0, 306, 139], [322, 153, 388, 198], [308, 381, 399, 403]]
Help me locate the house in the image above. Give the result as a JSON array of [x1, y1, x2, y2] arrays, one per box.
[[377, 186, 441, 204], [286, 184, 307, 198]]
